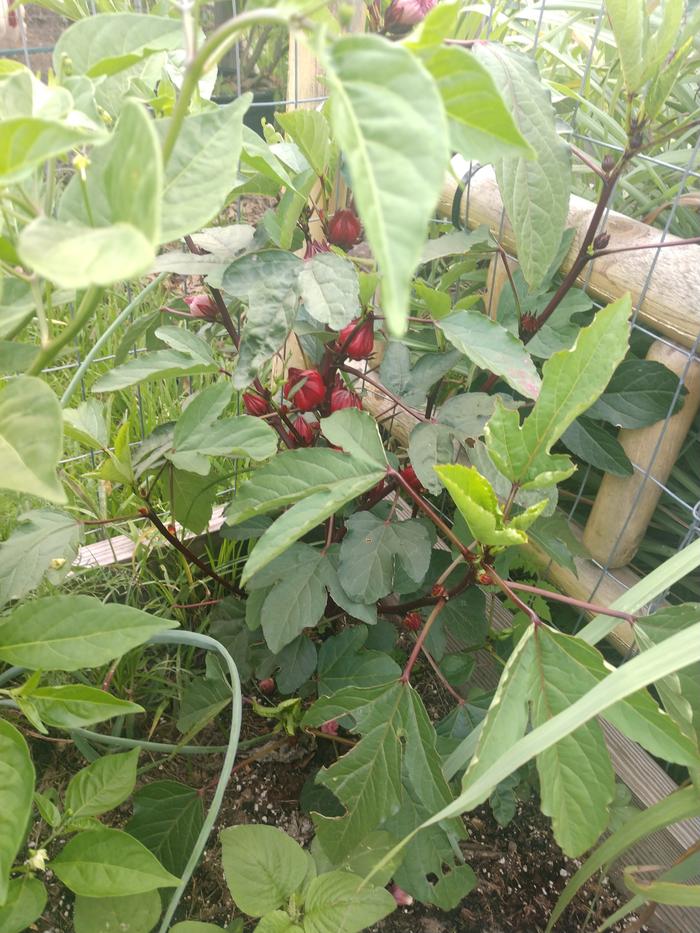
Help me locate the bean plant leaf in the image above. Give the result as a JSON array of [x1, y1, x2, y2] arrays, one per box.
[[220, 824, 310, 917], [586, 358, 685, 428], [52, 829, 180, 896], [421, 45, 533, 163], [303, 871, 395, 933], [0, 720, 34, 904], [0, 878, 46, 933], [22, 685, 143, 730], [436, 310, 541, 400], [157, 96, 251, 241], [65, 749, 140, 822], [299, 252, 361, 329], [0, 118, 104, 185], [0, 376, 66, 503], [561, 417, 633, 476], [74, 891, 162, 933], [337, 514, 432, 604], [0, 594, 178, 670], [474, 45, 571, 291], [0, 509, 80, 606], [485, 295, 632, 489], [126, 781, 204, 877], [167, 383, 277, 475], [324, 34, 449, 335], [92, 326, 218, 392], [222, 251, 302, 389]]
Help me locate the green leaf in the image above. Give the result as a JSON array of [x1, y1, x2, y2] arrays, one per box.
[[421, 45, 533, 163], [586, 359, 685, 429], [220, 824, 310, 917], [337, 513, 432, 603], [53, 13, 182, 79], [167, 468, 220, 535], [92, 326, 218, 392], [436, 310, 541, 400], [24, 685, 143, 730], [53, 829, 179, 896], [157, 97, 252, 242], [19, 218, 155, 289], [255, 915, 302, 933], [526, 513, 589, 576], [434, 464, 545, 548], [408, 423, 456, 494], [276, 109, 331, 177], [0, 376, 65, 503], [299, 252, 360, 330], [176, 675, 230, 734], [473, 46, 571, 291], [126, 781, 204, 877], [0, 721, 34, 905], [561, 417, 633, 477], [275, 635, 318, 695], [320, 408, 387, 469], [64, 399, 109, 449], [324, 34, 449, 335], [485, 295, 632, 489], [0, 594, 178, 670], [303, 871, 395, 933], [0, 878, 46, 933], [65, 749, 140, 821], [0, 509, 80, 606], [74, 891, 161, 933], [34, 790, 61, 827], [317, 627, 400, 697], [222, 251, 302, 390], [168, 383, 277, 475], [604, 0, 646, 93], [0, 117, 104, 185]]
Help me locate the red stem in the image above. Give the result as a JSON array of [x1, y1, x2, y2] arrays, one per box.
[[401, 599, 446, 683], [503, 580, 636, 625], [389, 468, 474, 560]]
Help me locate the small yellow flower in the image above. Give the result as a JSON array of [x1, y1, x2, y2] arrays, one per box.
[[26, 848, 48, 872]]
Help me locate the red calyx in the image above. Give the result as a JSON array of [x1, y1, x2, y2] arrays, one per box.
[[242, 392, 270, 417], [402, 611, 422, 631], [184, 294, 219, 320], [477, 570, 494, 586], [519, 313, 539, 334], [291, 415, 318, 447], [330, 386, 362, 413], [303, 239, 331, 260], [327, 209, 362, 251], [320, 719, 339, 736], [431, 583, 448, 599], [337, 316, 374, 360], [399, 464, 423, 492], [283, 368, 326, 412], [258, 678, 275, 695]]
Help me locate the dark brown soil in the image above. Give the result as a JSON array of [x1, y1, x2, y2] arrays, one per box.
[[30, 704, 644, 933]]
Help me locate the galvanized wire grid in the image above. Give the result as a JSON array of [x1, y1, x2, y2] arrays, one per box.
[[2, 1, 699, 604]]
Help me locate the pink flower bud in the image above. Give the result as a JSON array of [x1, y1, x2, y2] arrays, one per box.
[[327, 209, 362, 251], [184, 294, 219, 320], [330, 387, 362, 413], [303, 239, 331, 260], [320, 719, 339, 736], [283, 368, 326, 412], [402, 612, 422, 632], [338, 317, 374, 360], [291, 415, 317, 447], [389, 884, 414, 906], [385, 0, 436, 31], [258, 678, 275, 695], [242, 392, 270, 417]]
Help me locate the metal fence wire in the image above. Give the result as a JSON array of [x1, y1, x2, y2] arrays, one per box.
[[1, 1, 699, 608]]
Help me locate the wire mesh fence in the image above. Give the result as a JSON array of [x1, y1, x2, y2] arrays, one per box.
[[2, 0, 699, 611]]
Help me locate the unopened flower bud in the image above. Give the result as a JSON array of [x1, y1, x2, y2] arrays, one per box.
[[399, 464, 423, 492], [330, 387, 362, 413], [291, 415, 317, 447], [593, 231, 610, 251], [320, 719, 339, 736], [258, 678, 275, 695], [184, 294, 219, 320], [242, 392, 270, 417], [327, 209, 362, 251], [601, 153, 615, 173], [338, 316, 374, 360], [389, 883, 414, 906], [402, 611, 422, 631], [303, 239, 331, 260], [283, 368, 326, 411], [384, 0, 436, 32]]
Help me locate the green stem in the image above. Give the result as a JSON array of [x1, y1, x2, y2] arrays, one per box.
[[26, 286, 103, 376], [162, 8, 299, 166]]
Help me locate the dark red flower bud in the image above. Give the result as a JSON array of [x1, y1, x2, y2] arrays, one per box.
[[283, 368, 326, 412], [184, 294, 219, 320], [242, 392, 270, 417], [320, 719, 339, 736], [602, 153, 616, 174], [431, 583, 448, 599], [402, 611, 422, 631], [327, 209, 362, 251], [519, 313, 539, 334], [384, 0, 436, 32], [330, 387, 362, 413], [303, 239, 331, 260], [593, 231, 610, 251], [399, 464, 423, 492], [389, 884, 414, 906], [258, 678, 275, 695], [477, 570, 494, 586], [338, 317, 374, 360], [167, 523, 177, 536], [291, 415, 317, 447]]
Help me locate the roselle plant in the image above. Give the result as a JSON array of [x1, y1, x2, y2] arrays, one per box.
[[1, 1, 700, 931]]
